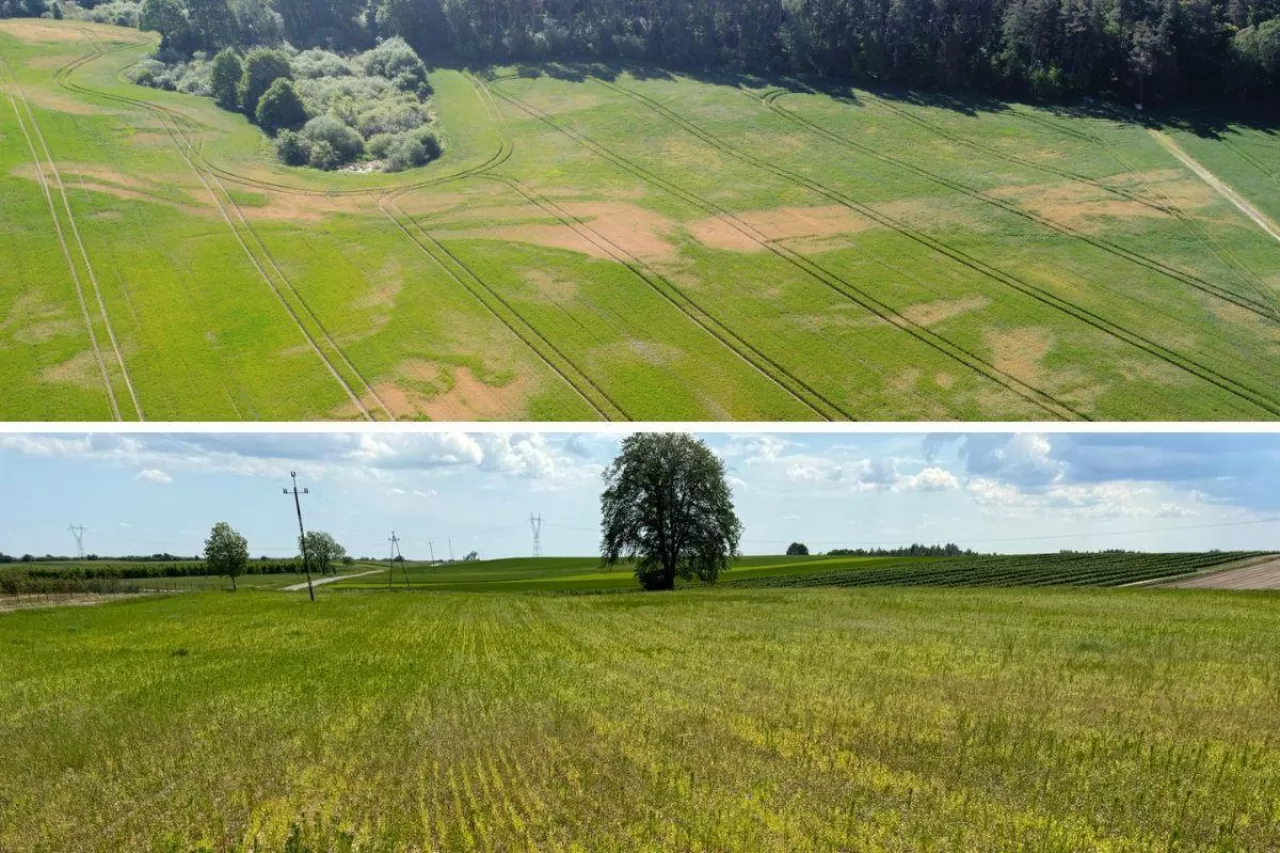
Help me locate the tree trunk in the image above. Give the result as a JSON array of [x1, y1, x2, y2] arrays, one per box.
[[230, 575, 237, 591]]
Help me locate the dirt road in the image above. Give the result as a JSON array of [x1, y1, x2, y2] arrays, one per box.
[[281, 569, 382, 592], [1150, 129, 1280, 246], [1162, 556, 1280, 590]]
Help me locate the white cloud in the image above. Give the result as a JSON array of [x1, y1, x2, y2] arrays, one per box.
[[135, 469, 172, 484], [893, 466, 961, 492]]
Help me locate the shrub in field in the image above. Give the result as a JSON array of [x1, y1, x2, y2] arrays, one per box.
[[255, 78, 308, 135], [275, 129, 310, 165], [601, 433, 742, 591], [300, 115, 363, 166], [359, 37, 431, 96], [210, 48, 242, 110], [307, 139, 340, 170], [238, 47, 291, 116], [204, 522, 249, 591], [786, 542, 809, 556]]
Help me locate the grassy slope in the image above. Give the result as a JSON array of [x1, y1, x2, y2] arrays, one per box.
[[3, 21, 1279, 420], [2, 588, 1278, 851]]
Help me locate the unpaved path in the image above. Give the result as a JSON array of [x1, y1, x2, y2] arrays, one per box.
[[1161, 556, 1280, 590], [0, 593, 158, 613], [1150, 129, 1280, 246], [281, 569, 382, 592]]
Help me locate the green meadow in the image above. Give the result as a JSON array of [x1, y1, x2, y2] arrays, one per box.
[[2, 586, 1278, 852], [3, 20, 1280, 421]]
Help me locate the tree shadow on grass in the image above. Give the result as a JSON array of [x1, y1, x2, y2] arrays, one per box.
[[454, 59, 1279, 140]]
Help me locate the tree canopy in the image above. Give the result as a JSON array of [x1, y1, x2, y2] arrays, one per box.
[[204, 522, 249, 591], [122, 0, 1280, 103], [786, 542, 810, 556], [601, 433, 742, 591], [300, 530, 347, 576]]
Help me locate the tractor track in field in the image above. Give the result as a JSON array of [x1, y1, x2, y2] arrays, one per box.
[[490, 76, 1084, 421], [853, 94, 1280, 315], [378, 193, 626, 421], [1, 55, 120, 420], [762, 90, 1280, 325], [1, 52, 143, 421], [464, 74, 851, 421], [1224, 138, 1280, 186], [65, 34, 623, 420], [595, 79, 1099, 421], [733, 87, 1280, 417], [67, 30, 391, 420]]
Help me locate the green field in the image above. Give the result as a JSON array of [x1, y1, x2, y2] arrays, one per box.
[[2, 586, 1278, 851], [3, 20, 1280, 421]]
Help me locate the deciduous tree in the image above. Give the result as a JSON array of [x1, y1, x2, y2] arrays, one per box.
[[601, 433, 741, 591]]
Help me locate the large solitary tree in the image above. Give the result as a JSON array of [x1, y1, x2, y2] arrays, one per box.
[[600, 433, 742, 591], [204, 522, 248, 591]]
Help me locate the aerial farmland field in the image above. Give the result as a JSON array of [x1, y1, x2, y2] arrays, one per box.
[[2, 583, 1279, 851], [3, 20, 1280, 421]]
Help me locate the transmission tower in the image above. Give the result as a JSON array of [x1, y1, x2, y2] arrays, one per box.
[[530, 513, 543, 558], [427, 539, 436, 565], [282, 472, 316, 602], [68, 524, 86, 559]]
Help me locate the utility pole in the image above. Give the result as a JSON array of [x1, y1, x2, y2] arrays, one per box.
[[530, 513, 543, 558], [427, 539, 435, 566], [283, 472, 315, 602], [387, 531, 406, 587], [67, 524, 86, 560], [448, 537, 454, 562]]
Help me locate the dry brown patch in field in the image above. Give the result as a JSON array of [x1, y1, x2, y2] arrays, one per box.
[[239, 190, 370, 223], [621, 339, 684, 367], [901, 295, 990, 327], [688, 205, 870, 253], [13, 162, 207, 215], [1112, 169, 1218, 210], [392, 191, 473, 218], [41, 349, 102, 389], [986, 326, 1053, 385], [526, 269, 578, 301], [451, 201, 677, 261], [986, 180, 1170, 231], [2, 83, 103, 115], [1, 294, 79, 343], [0, 20, 89, 42], [935, 372, 956, 389], [358, 362, 534, 420], [357, 260, 404, 309]]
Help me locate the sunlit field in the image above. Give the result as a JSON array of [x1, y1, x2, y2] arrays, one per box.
[[3, 20, 1280, 421], [2, 586, 1278, 852]]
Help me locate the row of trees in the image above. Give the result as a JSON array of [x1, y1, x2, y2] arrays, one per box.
[[203, 523, 347, 590], [127, 0, 1280, 103]]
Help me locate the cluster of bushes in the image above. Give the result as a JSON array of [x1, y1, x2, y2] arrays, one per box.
[[130, 33, 441, 172], [60, 0, 142, 26]]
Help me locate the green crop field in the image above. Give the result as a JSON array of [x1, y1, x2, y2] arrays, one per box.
[[3, 585, 1279, 852], [3, 20, 1280, 421]]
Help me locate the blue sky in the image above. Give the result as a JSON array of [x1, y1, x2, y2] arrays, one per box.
[[0, 431, 1277, 559]]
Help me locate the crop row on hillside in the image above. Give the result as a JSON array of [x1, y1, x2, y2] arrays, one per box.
[[724, 552, 1267, 589]]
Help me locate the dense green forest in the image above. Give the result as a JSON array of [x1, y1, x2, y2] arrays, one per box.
[[5, 0, 1278, 102]]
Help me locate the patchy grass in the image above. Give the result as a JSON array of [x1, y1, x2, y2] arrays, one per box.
[[3, 21, 1280, 420], [1, 587, 1278, 851]]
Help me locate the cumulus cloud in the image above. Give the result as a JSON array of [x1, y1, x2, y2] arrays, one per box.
[[135, 469, 172, 484]]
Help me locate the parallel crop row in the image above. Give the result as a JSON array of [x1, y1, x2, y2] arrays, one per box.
[[724, 552, 1267, 589]]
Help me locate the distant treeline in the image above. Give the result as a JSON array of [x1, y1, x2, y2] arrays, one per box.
[[4, 559, 301, 580], [0, 552, 197, 563], [827, 543, 977, 557], [19, 0, 1260, 105]]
